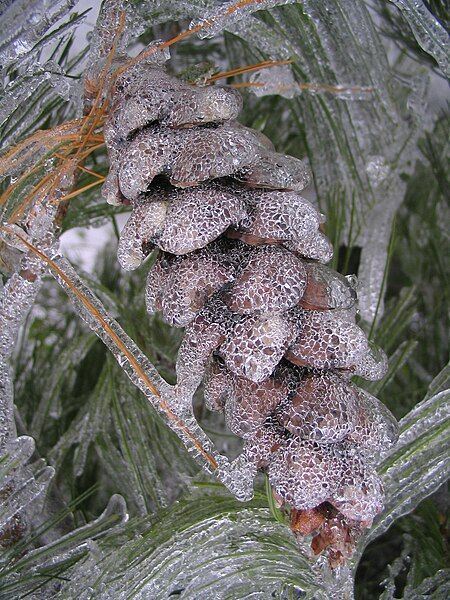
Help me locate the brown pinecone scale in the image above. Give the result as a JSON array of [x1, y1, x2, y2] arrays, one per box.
[[103, 62, 398, 565]]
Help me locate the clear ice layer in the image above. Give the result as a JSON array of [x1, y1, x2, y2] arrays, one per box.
[[110, 64, 243, 139], [280, 372, 359, 443], [268, 438, 344, 510], [190, 0, 297, 40], [233, 190, 331, 262], [286, 310, 388, 380], [218, 313, 297, 382]]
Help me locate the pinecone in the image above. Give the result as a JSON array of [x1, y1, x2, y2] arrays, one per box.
[[103, 62, 398, 564]]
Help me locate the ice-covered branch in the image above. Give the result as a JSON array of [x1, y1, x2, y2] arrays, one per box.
[[5, 230, 258, 500]]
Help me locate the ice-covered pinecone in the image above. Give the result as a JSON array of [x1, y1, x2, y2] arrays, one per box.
[[103, 62, 398, 565]]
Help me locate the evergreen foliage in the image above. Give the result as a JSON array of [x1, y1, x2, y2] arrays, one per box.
[[0, 1, 448, 598]]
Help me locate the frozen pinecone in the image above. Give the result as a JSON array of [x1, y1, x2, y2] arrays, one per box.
[[103, 63, 398, 564]]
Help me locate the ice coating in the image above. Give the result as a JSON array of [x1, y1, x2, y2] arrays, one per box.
[[118, 184, 247, 266], [249, 64, 298, 99], [285, 232, 334, 264], [235, 190, 321, 244], [145, 254, 167, 316], [300, 262, 357, 311], [157, 185, 247, 255], [190, 0, 297, 40], [117, 196, 167, 270], [330, 446, 384, 522], [268, 438, 343, 509], [104, 57, 239, 197], [218, 313, 297, 382], [348, 388, 399, 458], [358, 340, 389, 381], [145, 246, 235, 327], [110, 65, 243, 139], [242, 425, 284, 468], [117, 122, 265, 198], [236, 150, 311, 191], [229, 190, 332, 263], [175, 295, 233, 395], [203, 358, 229, 412], [280, 372, 359, 443], [226, 245, 307, 314], [285, 310, 388, 380], [165, 85, 244, 128], [225, 373, 288, 439], [104, 63, 397, 563]]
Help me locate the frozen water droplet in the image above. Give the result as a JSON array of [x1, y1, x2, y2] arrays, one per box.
[[366, 155, 391, 187]]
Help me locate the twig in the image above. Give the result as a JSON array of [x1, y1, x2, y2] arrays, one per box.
[[206, 60, 293, 82], [4, 229, 221, 471], [114, 0, 281, 80]]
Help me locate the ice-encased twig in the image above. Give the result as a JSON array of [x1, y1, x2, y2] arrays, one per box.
[[0, 354, 16, 449], [0, 211, 61, 548], [0, 493, 128, 599], [83, 0, 129, 110], [248, 64, 374, 101], [12, 494, 128, 569], [11, 233, 257, 500], [0, 155, 79, 547], [190, 0, 297, 39]]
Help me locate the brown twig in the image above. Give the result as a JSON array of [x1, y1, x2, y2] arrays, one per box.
[[206, 60, 293, 83], [3, 229, 219, 470], [114, 0, 274, 80], [231, 80, 374, 95]]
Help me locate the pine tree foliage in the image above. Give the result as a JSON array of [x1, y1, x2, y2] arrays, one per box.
[[0, 0, 448, 598]]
